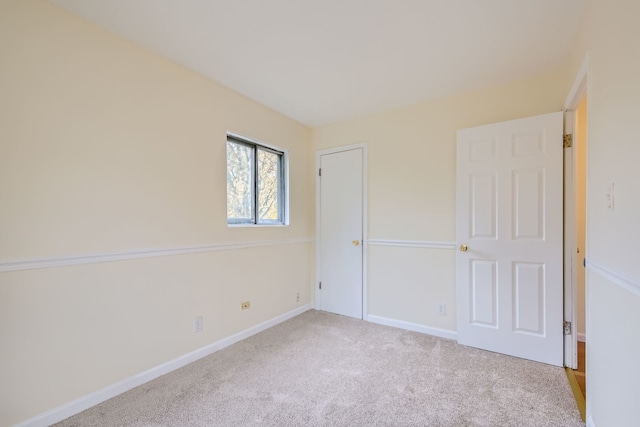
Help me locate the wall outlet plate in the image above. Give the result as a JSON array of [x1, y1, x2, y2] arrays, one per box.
[[193, 316, 203, 333]]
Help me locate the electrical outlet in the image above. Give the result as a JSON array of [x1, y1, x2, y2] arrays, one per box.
[[296, 292, 300, 302], [437, 303, 446, 316], [193, 316, 203, 333], [241, 301, 250, 310]]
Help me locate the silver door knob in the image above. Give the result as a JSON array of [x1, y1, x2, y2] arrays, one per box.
[[460, 244, 468, 252]]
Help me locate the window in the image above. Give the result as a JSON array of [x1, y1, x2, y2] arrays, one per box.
[[226, 133, 287, 225]]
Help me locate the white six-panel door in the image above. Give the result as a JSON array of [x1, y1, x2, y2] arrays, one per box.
[[456, 112, 564, 366], [318, 147, 364, 319]]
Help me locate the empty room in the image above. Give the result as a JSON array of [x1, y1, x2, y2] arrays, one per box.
[[1, 1, 639, 426]]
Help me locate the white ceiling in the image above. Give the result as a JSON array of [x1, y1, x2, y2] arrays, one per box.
[[50, 0, 586, 127]]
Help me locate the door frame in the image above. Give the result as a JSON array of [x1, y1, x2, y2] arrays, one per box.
[[563, 54, 589, 369], [315, 143, 368, 319]]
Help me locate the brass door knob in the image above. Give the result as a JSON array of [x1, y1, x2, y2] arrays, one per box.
[[352, 240, 360, 246], [460, 244, 468, 252]]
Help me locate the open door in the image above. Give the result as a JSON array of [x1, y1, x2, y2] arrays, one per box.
[[456, 112, 564, 366]]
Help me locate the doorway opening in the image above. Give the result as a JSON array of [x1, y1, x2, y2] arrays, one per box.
[[562, 55, 589, 422], [564, 93, 588, 421], [573, 94, 588, 399]]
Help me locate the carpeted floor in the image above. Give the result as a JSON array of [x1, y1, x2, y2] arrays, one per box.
[[55, 310, 584, 426]]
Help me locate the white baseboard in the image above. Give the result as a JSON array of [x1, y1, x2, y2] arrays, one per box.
[[578, 333, 587, 343], [367, 314, 457, 341], [14, 304, 313, 427]]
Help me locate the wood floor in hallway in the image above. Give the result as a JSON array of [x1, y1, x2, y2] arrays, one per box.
[[575, 341, 586, 397], [565, 340, 586, 421]]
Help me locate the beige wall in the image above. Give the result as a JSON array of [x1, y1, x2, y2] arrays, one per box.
[[0, 1, 313, 425], [567, 0, 640, 425], [313, 70, 568, 332]]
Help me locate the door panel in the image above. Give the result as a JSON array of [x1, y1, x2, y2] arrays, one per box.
[[470, 259, 498, 327], [513, 262, 545, 335], [513, 169, 545, 239], [470, 173, 497, 238], [319, 148, 363, 319], [456, 112, 563, 366]]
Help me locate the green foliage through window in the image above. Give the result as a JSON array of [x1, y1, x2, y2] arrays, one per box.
[[226, 135, 285, 225]]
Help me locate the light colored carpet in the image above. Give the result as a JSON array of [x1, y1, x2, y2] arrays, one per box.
[[55, 310, 584, 426]]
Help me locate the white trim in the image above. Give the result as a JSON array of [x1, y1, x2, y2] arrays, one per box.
[[563, 120, 578, 369], [315, 143, 368, 319], [0, 238, 313, 273], [14, 304, 313, 427], [315, 150, 321, 311], [367, 315, 457, 341], [316, 143, 368, 156], [367, 239, 456, 250], [578, 333, 587, 343], [563, 52, 590, 369], [362, 146, 369, 321], [587, 258, 640, 297], [564, 53, 590, 111]]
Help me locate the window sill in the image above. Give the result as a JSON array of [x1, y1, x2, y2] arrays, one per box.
[[227, 223, 289, 228]]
